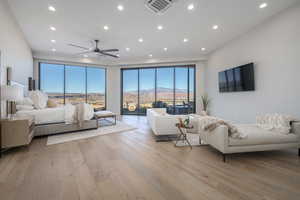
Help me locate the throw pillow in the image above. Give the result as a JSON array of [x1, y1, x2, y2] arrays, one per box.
[[29, 90, 48, 109], [256, 113, 293, 134], [47, 99, 58, 108]]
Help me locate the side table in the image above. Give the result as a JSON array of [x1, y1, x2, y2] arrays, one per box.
[[0, 116, 35, 158], [174, 122, 194, 149]]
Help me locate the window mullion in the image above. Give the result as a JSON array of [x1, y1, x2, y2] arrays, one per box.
[[138, 69, 140, 115], [173, 67, 176, 114]]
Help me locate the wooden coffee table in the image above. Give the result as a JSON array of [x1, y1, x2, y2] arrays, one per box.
[[94, 111, 117, 128]]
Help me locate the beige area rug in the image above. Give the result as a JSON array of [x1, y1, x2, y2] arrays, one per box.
[[47, 121, 136, 145]]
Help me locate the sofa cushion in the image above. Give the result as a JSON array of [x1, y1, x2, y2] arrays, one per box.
[[229, 124, 299, 146]]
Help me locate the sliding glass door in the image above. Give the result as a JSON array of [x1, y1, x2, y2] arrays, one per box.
[[39, 62, 106, 110], [157, 67, 174, 114], [175, 67, 189, 114], [188, 67, 195, 113], [139, 68, 156, 114], [121, 65, 196, 115], [122, 69, 139, 115]]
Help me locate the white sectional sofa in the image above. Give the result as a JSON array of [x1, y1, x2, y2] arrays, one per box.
[[198, 122, 300, 162], [147, 108, 188, 139]]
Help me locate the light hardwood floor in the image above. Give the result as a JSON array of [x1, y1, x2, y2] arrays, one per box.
[[0, 116, 300, 200]]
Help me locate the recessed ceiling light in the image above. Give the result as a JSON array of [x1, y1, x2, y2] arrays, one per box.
[[51, 39, 56, 43], [83, 54, 88, 58], [51, 48, 56, 52], [103, 25, 109, 30], [212, 25, 219, 30], [201, 47, 206, 51], [187, 4, 194, 10], [138, 38, 143, 42], [157, 25, 163, 30], [48, 6, 56, 12], [259, 3, 268, 9], [164, 47, 168, 51], [183, 38, 189, 42], [126, 47, 130, 51], [149, 54, 153, 57], [117, 5, 124, 11], [50, 26, 56, 31]]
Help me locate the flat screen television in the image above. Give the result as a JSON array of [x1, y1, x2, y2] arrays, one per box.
[[218, 63, 255, 92]]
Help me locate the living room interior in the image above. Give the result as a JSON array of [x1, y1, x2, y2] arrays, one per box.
[[0, 0, 300, 199]]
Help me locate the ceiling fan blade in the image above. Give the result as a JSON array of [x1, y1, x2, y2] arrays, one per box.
[[99, 52, 119, 58], [68, 43, 90, 50], [101, 49, 119, 52]]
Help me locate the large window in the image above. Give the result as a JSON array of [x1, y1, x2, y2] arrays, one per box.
[[39, 63, 106, 110], [87, 67, 106, 110], [139, 68, 155, 114], [121, 65, 195, 115], [65, 65, 86, 105], [39, 63, 64, 105], [175, 67, 189, 114]]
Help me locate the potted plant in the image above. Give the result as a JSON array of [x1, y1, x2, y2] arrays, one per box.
[[200, 93, 210, 116]]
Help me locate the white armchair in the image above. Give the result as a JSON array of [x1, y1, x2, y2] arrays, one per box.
[[147, 108, 189, 138]]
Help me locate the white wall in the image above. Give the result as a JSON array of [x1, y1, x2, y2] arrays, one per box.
[[205, 5, 300, 123], [0, 0, 33, 85]]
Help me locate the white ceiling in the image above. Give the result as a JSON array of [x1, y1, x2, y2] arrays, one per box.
[[8, 0, 300, 65]]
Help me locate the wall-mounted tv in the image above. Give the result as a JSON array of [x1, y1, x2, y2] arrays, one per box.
[[218, 63, 255, 92]]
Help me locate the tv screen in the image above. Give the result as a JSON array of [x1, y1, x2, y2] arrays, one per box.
[[218, 63, 255, 92]]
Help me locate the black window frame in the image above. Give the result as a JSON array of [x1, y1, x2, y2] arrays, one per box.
[[39, 62, 107, 110], [120, 65, 196, 115]]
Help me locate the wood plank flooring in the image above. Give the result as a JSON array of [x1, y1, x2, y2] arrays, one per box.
[[0, 116, 299, 200]]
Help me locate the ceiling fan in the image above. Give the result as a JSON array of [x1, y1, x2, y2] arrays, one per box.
[[68, 40, 119, 58]]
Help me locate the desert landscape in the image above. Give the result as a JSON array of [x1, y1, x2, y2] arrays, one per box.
[[122, 87, 194, 114], [48, 92, 106, 110]]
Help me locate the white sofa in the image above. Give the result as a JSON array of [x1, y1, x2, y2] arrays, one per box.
[[147, 108, 189, 138], [198, 122, 300, 162]]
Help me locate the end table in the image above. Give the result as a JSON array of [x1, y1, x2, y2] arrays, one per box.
[[174, 122, 194, 149]]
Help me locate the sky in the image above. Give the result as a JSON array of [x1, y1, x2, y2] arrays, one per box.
[[40, 63, 105, 93]]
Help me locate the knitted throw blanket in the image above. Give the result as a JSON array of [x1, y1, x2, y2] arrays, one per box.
[[198, 116, 247, 139]]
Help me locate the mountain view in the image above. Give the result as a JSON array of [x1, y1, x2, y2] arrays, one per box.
[[48, 92, 105, 110], [123, 87, 194, 114]]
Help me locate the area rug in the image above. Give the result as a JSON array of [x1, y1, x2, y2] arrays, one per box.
[[47, 121, 136, 145]]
